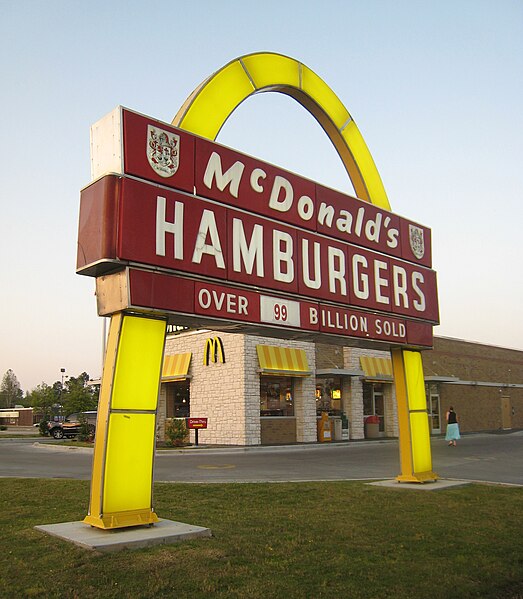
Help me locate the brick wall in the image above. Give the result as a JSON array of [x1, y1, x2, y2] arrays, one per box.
[[425, 337, 523, 432], [425, 337, 523, 383], [260, 418, 296, 444], [316, 343, 344, 369], [0, 408, 33, 426]]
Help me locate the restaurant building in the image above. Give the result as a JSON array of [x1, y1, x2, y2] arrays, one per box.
[[0, 407, 34, 427], [156, 331, 523, 445]]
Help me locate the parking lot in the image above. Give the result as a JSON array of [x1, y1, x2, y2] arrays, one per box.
[[1, 430, 522, 485]]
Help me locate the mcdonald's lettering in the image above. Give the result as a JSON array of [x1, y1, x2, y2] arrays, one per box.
[[203, 337, 225, 365], [83, 106, 432, 269]]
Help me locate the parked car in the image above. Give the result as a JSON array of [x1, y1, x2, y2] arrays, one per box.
[[49, 411, 97, 439]]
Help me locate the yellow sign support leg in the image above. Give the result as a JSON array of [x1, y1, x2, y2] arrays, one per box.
[[84, 312, 167, 529], [391, 349, 438, 483]]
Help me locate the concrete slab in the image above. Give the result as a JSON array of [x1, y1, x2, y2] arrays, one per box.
[[367, 479, 471, 491], [34, 519, 212, 553]]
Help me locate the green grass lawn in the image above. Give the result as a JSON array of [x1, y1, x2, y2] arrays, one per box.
[[0, 479, 522, 598]]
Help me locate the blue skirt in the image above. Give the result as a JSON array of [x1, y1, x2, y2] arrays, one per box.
[[446, 423, 461, 441]]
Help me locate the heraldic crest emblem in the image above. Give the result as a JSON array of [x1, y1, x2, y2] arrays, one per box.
[[408, 224, 425, 260], [146, 125, 180, 177]]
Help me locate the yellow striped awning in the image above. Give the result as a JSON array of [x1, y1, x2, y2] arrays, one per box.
[[161, 353, 192, 381], [256, 345, 311, 376], [360, 356, 393, 381]]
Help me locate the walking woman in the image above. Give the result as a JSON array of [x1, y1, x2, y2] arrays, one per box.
[[446, 406, 460, 446]]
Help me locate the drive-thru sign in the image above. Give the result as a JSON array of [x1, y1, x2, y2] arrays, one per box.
[[79, 52, 439, 530]]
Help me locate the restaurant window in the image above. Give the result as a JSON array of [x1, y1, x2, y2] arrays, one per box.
[[315, 377, 342, 416], [166, 381, 190, 418], [260, 377, 294, 416]]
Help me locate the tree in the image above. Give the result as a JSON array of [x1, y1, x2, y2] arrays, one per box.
[[61, 372, 99, 415], [26, 371, 99, 420], [0, 370, 23, 408], [26, 382, 59, 419]]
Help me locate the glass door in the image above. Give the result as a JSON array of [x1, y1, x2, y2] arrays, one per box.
[[430, 395, 441, 433], [373, 386, 385, 434], [426, 384, 441, 434], [363, 383, 386, 436]]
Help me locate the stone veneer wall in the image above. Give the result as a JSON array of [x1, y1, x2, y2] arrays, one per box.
[[161, 331, 316, 445], [315, 343, 344, 369], [341, 375, 362, 440], [383, 382, 398, 437], [162, 330, 249, 445]]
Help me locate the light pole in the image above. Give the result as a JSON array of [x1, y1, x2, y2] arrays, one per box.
[[60, 368, 66, 419]]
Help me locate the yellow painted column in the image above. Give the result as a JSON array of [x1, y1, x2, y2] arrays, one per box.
[[391, 349, 438, 482], [84, 312, 167, 529]]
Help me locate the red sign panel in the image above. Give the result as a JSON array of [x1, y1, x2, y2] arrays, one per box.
[[117, 267, 433, 348], [79, 174, 438, 324], [81, 106, 439, 349], [90, 107, 432, 268], [186, 418, 208, 429]]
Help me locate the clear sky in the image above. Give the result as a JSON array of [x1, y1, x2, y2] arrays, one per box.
[[1, 0, 522, 393]]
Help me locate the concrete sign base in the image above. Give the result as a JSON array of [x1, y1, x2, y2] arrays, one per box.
[[367, 479, 471, 491], [35, 518, 211, 553]]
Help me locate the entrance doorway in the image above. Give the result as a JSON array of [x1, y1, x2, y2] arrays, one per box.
[[501, 396, 512, 430], [315, 376, 342, 416], [363, 383, 385, 436], [426, 384, 441, 434]]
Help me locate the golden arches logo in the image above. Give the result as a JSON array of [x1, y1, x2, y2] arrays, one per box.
[[203, 337, 225, 365]]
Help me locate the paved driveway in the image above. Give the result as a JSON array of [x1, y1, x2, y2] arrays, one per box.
[[1, 431, 522, 485]]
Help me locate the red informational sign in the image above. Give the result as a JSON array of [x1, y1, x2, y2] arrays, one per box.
[[101, 267, 434, 348], [82, 106, 439, 350], [186, 418, 208, 429]]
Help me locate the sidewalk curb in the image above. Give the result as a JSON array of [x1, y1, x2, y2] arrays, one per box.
[[33, 439, 399, 455], [33, 442, 94, 454], [30, 429, 523, 456]]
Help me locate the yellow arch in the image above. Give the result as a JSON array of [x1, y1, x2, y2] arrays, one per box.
[[172, 52, 390, 210], [85, 55, 435, 530], [173, 52, 436, 483]]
